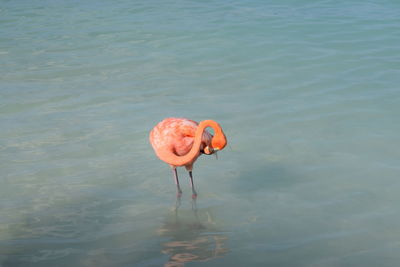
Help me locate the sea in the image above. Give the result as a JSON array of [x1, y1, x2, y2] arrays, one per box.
[[1, 0, 400, 266]]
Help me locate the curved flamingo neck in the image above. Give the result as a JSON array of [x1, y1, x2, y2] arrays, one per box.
[[156, 120, 225, 167]]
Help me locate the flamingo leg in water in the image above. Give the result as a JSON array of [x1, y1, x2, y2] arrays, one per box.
[[189, 171, 197, 198], [172, 168, 182, 197]]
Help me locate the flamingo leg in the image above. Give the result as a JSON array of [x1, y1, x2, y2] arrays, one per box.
[[189, 171, 197, 198], [173, 168, 182, 197]]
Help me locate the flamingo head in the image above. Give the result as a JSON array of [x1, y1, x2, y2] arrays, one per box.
[[211, 129, 227, 152]]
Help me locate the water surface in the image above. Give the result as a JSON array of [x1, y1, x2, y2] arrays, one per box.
[[1, 0, 400, 266]]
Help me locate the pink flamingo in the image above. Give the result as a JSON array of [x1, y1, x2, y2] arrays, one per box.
[[149, 118, 227, 198]]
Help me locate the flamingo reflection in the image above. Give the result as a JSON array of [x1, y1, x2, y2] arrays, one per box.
[[158, 197, 229, 267]]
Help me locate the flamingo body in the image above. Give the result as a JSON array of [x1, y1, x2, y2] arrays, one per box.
[[149, 118, 212, 169], [149, 117, 227, 197]]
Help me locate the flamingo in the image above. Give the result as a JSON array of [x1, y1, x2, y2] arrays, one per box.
[[149, 118, 227, 198]]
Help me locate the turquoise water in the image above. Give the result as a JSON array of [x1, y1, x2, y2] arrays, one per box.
[[1, 0, 400, 266]]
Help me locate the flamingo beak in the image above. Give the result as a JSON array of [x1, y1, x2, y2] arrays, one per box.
[[203, 146, 214, 155]]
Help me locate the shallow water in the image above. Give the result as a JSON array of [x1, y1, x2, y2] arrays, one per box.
[[1, 0, 400, 266]]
